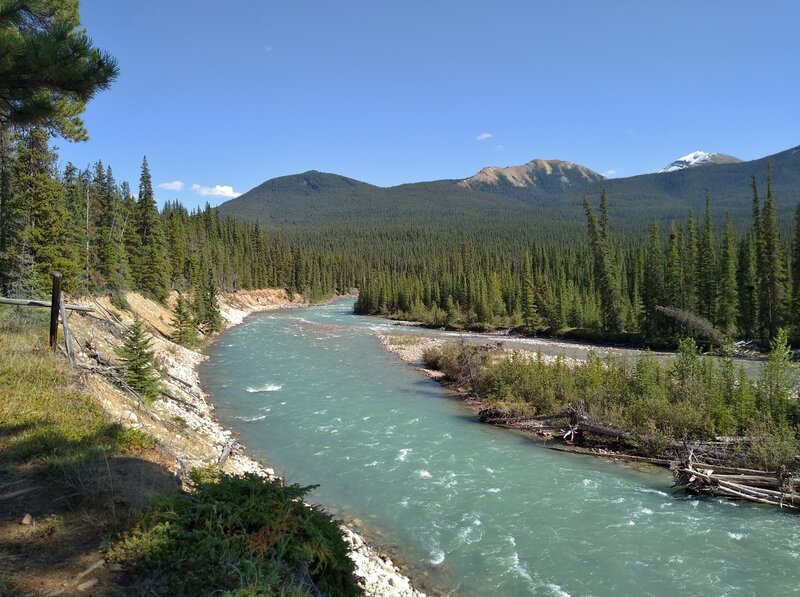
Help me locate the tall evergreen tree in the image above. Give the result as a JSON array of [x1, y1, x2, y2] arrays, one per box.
[[521, 251, 540, 332], [696, 196, 717, 323], [134, 156, 170, 300], [737, 233, 759, 340], [0, 123, 18, 293], [684, 210, 699, 311], [718, 214, 739, 336], [584, 193, 622, 332], [665, 222, 683, 309], [758, 168, 787, 340], [791, 203, 800, 332], [642, 219, 665, 334], [11, 127, 77, 294], [171, 292, 198, 347]]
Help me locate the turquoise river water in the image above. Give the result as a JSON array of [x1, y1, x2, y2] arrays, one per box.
[[200, 300, 799, 596]]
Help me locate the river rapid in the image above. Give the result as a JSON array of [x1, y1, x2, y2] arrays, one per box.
[[200, 300, 799, 596]]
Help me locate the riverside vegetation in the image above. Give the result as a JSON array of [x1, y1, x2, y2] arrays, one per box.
[[420, 336, 799, 472]]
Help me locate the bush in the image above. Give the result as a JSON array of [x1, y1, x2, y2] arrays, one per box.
[[108, 473, 361, 596]]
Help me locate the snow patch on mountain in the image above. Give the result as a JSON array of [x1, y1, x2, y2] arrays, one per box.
[[658, 151, 741, 173]]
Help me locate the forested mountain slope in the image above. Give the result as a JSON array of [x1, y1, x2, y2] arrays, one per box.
[[218, 145, 800, 228]]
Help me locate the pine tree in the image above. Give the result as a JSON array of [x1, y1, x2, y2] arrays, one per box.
[[696, 195, 717, 323], [584, 194, 622, 332], [0, 1, 119, 140], [790, 203, 800, 331], [12, 127, 78, 294], [521, 251, 540, 333], [171, 292, 198, 347], [642, 219, 665, 334], [737, 234, 759, 340], [0, 123, 18, 294], [134, 156, 170, 300], [195, 263, 222, 334], [116, 317, 161, 402], [665, 222, 683, 308], [684, 210, 699, 311], [758, 168, 787, 340], [717, 214, 739, 336]]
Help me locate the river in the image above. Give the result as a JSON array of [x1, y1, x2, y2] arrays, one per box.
[[201, 300, 799, 596]]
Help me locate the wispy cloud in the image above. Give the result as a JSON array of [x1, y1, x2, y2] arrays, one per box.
[[495, 145, 505, 152], [157, 180, 185, 191], [601, 169, 618, 178], [476, 132, 493, 141], [191, 183, 242, 199]]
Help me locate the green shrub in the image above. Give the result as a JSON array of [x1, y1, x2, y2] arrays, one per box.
[[108, 473, 361, 596]]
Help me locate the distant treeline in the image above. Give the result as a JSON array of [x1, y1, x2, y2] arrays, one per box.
[[356, 173, 799, 346], [0, 127, 356, 322]]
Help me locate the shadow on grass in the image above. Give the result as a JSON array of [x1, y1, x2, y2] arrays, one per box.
[[0, 418, 156, 477], [0, 454, 180, 596]]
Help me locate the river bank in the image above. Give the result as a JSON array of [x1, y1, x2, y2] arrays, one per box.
[[377, 333, 612, 453], [376, 331, 800, 497], [65, 290, 424, 596]]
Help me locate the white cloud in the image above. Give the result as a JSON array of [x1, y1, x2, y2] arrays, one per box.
[[157, 180, 185, 191], [476, 132, 493, 141], [191, 183, 242, 199], [495, 145, 505, 152], [602, 169, 618, 178]]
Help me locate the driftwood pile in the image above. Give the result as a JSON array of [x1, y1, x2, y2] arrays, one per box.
[[477, 401, 800, 512], [673, 458, 800, 511]]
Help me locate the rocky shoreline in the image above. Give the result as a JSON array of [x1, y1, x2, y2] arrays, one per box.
[[70, 290, 424, 597]]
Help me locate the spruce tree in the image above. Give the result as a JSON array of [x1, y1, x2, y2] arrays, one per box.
[[684, 210, 699, 311], [583, 194, 622, 333], [134, 156, 170, 300], [0, 123, 18, 293], [116, 317, 161, 402], [758, 168, 787, 340], [665, 222, 683, 308], [791, 203, 800, 331], [642, 219, 665, 334], [696, 195, 717, 323], [737, 234, 759, 340], [717, 215, 739, 336], [521, 251, 540, 333], [171, 292, 198, 347], [12, 127, 78, 294], [195, 264, 222, 333]]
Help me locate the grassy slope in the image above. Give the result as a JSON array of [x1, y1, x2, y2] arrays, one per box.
[[0, 307, 160, 594]]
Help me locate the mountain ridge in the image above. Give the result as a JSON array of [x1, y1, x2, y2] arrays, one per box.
[[217, 143, 800, 228]]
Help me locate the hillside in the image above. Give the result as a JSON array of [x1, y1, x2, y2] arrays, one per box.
[[218, 144, 800, 229]]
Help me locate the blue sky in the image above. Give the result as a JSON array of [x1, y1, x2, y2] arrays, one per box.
[[58, 0, 800, 208]]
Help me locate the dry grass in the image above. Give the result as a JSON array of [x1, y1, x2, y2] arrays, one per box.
[[0, 307, 155, 477]]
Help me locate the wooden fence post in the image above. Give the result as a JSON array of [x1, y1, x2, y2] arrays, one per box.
[[49, 272, 62, 351]]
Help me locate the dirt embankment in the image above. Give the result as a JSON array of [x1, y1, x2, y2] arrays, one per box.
[[61, 290, 424, 597]]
